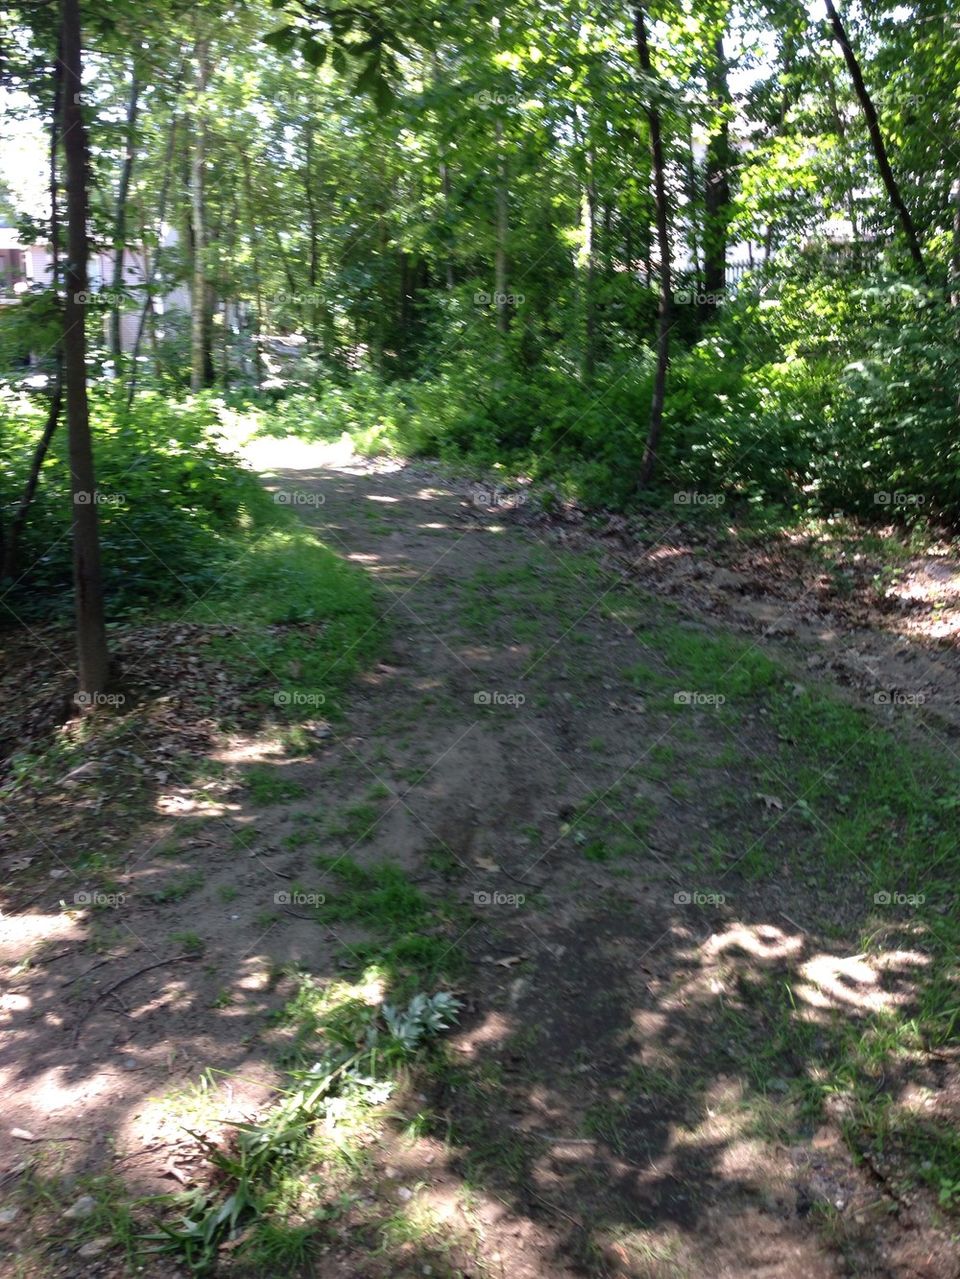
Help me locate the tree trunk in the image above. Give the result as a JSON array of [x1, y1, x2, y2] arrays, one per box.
[[824, 65, 860, 241], [494, 114, 510, 334], [635, 3, 672, 490], [61, 0, 110, 697], [190, 36, 210, 391], [241, 152, 264, 386], [440, 153, 455, 288], [109, 60, 140, 366], [3, 48, 65, 582], [951, 178, 960, 307], [127, 78, 181, 408], [582, 146, 597, 382], [702, 34, 730, 312], [304, 115, 320, 343], [823, 0, 925, 274]]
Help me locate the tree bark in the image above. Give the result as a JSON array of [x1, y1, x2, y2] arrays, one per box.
[[823, 0, 925, 274], [241, 152, 264, 386], [109, 59, 140, 366], [635, 3, 672, 489], [126, 101, 179, 408], [582, 145, 598, 382], [3, 47, 64, 582], [61, 0, 110, 697], [702, 34, 731, 311], [190, 36, 211, 391], [494, 113, 510, 334]]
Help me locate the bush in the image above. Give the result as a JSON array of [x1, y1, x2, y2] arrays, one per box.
[[1, 389, 264, 612]]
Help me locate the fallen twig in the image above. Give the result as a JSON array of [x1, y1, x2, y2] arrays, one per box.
[[73, 953, 199, 1044]]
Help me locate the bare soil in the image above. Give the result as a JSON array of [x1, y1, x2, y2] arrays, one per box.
[[1, 447, 958, 1278]]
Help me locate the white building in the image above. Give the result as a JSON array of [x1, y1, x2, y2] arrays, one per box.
[[0, 226, 189, 351]]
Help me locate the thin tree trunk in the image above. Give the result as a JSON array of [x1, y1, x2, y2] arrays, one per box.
[[494, 113, 510, 334], [3, 380, 62, 582], [582, 145, 597, 382], [241, 153, 264, 386], [109, 60, 140, 366], [61, 0, 109, 697], [824, 65, 860, 241], [440, 153, 454, 288], [683, 120, 700, 288], [635, 3, 672, 490], [823, 0, 925, 274], [190, 36, 210, 391], [304, 115, 320, 343], [952, 178, 960, 307], [3, 48, 64, 582], [127, 82, 181, 408], [702, 34, 730, 311]]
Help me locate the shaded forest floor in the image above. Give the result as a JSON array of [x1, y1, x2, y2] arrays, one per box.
[[1, 442, 959, 1278]]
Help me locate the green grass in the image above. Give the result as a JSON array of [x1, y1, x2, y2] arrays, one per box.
[[241, 765, 307, 805], [181, 475, 383, 727], [313, 856, 465, 994], [147, 870, 203, 904]]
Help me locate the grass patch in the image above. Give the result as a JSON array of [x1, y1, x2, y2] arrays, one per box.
[[313, 856, 465, 994]]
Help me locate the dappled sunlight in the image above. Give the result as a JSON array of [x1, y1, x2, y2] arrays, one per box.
[[449, 1009, 514, 1058], [797, 948, 928, 1016], [156, 789, 239, 818], [701, 921, 804, 964], [211, 736, 288, 766], [0, 909, 81, 963]]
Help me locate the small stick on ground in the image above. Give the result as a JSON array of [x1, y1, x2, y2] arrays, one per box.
[[72, 953, 200, 1044]]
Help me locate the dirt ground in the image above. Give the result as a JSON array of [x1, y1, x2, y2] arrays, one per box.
[[1, 443, 958, 1277]]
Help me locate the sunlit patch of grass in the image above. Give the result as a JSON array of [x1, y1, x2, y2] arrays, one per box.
[[311, 857, 465, 995], [190, 505, 384, 725]]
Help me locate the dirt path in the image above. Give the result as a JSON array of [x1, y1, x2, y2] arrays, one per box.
[[1, 448, 957, 1277]]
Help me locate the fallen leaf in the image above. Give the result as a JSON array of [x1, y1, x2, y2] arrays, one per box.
[[757, 793, 784, 811], [491, 954, 526, 968]]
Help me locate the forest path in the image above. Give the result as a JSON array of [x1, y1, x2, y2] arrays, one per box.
[[245, 450, 949, 1279], [1, 447, 954, 1278]]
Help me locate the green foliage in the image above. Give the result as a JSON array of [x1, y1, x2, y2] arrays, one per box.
[[1, 390, 263, 611], [146, 986, 461, 1274]]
